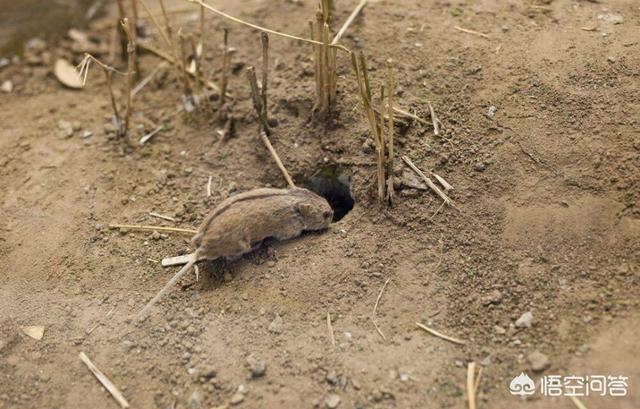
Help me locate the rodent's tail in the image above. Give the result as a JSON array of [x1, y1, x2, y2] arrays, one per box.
[[136, 254, 198, 321]]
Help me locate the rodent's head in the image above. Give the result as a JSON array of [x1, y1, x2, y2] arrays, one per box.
[[295, 189, 334, 231]]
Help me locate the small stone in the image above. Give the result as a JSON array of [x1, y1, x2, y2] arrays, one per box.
[[516, 311, 534, 328], [121, 340, 135, 352], [230, 393, 244, 405], [151, 230, 161, 240], [362, 139, 374, 154], [247, 355, 267, 378], [597, 13, 624, 25], [201, 367, 217, 379], [480, 355, 491, 366], [486, 106, 497, 118], [371, 389, 383, 402], [528, 351, 550, 372], [326, 371, 339, 385], [57, 120, 74, 138], [268, 314, 283, 333], [494, 325, 506, 335], [188, 389, 202, 407], [482, 289, 503, 305], [267, 117, 279, 127], [81, 130, 93, 138], [325, 394, 341, 409], [474, 161, 486, 172], [1, 80, 13, 93]]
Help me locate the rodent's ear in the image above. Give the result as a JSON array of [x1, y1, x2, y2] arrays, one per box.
[[297, 202, 314, 217]]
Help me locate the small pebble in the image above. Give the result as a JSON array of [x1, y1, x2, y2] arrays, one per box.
[[268, 314, 283, 334], [325, 394, 341, 409], [1, 80, 13, 93], [474, 162, 486, 172], [230, 393, 244, 405], [515, 311, 534, 328], [528, 351, 550, 372]]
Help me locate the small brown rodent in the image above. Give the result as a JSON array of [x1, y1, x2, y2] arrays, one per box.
[[138, 187, 333, 318]]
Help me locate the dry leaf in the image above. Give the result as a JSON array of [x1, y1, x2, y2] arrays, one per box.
[[21, 325, 45, 340], [54, 59, 83, 89]]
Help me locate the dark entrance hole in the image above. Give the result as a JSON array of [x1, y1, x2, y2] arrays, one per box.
[[304, 164, 354, 222]]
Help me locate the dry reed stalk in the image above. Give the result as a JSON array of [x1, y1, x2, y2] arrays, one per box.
[[108, 223, 197, 234], [350, 52, 386, 201], [246, 67, 294, 187], [570, 396, 588, 409], [261, 33, 269, 119], [246, 67, 269, 134], [158, 0, 174, 42], [219, 29, 231, 107], [77, 54, 126, 137], [311, 1, 337, 117], [138, 42, 222, 93], [372, 277, 390, 341], [121, 19, 137, 141], [415, 322, 466, 345], [402, 156, 454, 206], [427, 101, 439, 135], [139, 0, 172, 47], [454, 25, 490, 39], [178, 31, 195, 111], [467, 361, 477, 409], [131, 0, 141, 34], [149, 212, 175, 222], [360, 52, 386, 201], [198, 0, 205, 56], [327, 311, 336, 347], [331, 0, 368, 45], [189, 35, 209, 108], [385, 64, 395, 204], [188, 0, 350, 53], [79, 352, 130, 408], [115, 0, 128, 60]]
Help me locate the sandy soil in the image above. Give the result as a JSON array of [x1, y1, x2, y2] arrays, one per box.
[[0, 0, 638, 408]]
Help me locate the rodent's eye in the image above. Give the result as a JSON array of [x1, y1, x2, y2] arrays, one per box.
[[323, 210, 332, 219]]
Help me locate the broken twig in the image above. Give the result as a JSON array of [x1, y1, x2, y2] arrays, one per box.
[[372, 278, 391, 341], [327, 311, 336, 347], [79, 352, 130, 408], [108, 223, 196, 234], [416, 322, 466, 345], [402, 156, 454, 206]]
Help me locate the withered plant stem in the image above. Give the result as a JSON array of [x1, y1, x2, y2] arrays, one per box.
[[178, 32, 193, 98], [246, 66, 269, 135], [386, 64, 395, 203], [139, 0, 172, 47], [158, 0, 174, 42], [115, 0, 128, 61], [121, 18, 137, 141], [247, 67, 294, 188], [261, 33, 269, 120], [219, 29, 230, 107], [131, 0, 140, 29], [331, 0, 367, 45], [186, 0, 350, 53], [138, 42, 222, 93]]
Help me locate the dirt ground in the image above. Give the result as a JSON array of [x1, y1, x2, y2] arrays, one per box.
[[1, 0, 638, 408]]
